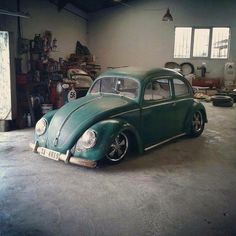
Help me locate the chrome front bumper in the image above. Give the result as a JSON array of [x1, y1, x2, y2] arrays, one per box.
[[29, 142, 97, 168]]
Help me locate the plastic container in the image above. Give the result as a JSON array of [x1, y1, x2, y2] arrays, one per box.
[[27, 113, 31, 127], [224, 62, 235, 82], [41, 104, 53, 114], [0, 120, 9, 132]]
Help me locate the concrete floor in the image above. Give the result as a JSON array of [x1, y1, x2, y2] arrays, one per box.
[[0, 102, 236, 236]]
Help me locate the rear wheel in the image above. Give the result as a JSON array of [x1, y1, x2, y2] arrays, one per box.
[[106, 132, 128, 163], [189, 111, 205, 137]]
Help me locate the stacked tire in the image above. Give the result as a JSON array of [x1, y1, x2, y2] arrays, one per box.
[[211, 95, 234, 107], [228, 92, 236, 103]]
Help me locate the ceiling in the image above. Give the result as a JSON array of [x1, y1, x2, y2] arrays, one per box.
[[54, 0, 133, 13]]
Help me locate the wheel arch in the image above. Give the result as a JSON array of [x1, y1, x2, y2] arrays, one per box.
[[91, 118, 143, 155], [42, 109, 58, 124], [184, 101, 207, 134], [200, 107, 207, 123]]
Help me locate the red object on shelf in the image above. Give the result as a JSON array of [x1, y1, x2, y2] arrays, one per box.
[[16, 74, 28, 85], [192, 78, 221, 89], [50, 82, 58, 108]]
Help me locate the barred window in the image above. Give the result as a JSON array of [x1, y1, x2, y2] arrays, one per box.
[[193, 29, 210, 57], [174, 27, 192, 58], [211, 28, 230, 59], [174, 27, 230, 59]]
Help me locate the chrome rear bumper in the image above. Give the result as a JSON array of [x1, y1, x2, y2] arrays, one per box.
[[29, 142, 97, 168]]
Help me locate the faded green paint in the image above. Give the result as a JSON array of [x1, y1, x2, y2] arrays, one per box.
[[34, 67, 207, 162]]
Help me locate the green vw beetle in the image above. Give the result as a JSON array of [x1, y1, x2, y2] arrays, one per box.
[[30, 67, 207, 168]]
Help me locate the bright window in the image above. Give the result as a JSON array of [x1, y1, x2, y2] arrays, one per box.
[[174, 27, 230, 59], [193, 29, 210, 57], [174, 27, 192, 58], [211, 28, 230, 59]]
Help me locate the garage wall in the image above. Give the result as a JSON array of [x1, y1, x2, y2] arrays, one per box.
[[88, 0, 236, 78], [20, 0, 88, 59], [0, 0, 88, 64]]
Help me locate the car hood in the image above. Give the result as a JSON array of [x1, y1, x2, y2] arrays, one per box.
[[46, 94, 138, 151]]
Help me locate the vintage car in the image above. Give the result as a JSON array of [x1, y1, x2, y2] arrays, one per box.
[[30, 67, 207, 168]]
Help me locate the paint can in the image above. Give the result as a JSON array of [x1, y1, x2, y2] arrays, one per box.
[[41, 104, 53, 114], [0, 120, 9, 132]]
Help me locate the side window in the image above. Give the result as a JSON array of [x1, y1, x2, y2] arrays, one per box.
[[144, 82, 152, 100], [144, 79, 171, 101], [90, 80, 100, 94], [173, 78, 190, 97]]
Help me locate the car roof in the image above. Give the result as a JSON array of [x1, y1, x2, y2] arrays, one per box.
[[99, 67, 182, 81]]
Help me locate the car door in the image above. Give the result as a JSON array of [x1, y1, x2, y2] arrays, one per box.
[[170, 76, 194, 135], [141, 77, 176, 148]]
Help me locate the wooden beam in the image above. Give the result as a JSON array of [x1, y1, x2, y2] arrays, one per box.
[[57, 0, 69, 11]]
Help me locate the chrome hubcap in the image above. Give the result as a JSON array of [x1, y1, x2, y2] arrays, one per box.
[[192, 111, 203, 132], [106, 132, 128, 162]]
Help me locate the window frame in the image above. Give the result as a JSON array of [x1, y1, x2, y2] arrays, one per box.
[[174, 26, 230, 60]]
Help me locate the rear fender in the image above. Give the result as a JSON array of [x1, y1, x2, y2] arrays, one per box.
[[184, 101, 207, 134]]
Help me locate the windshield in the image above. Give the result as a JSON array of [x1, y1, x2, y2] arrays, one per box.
[[89, 77, 139, 99], [71, 75, 93, 88]]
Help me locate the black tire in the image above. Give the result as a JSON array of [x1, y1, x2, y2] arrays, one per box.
[[164, 62, 181, 70], [180, 62, 195, 75], [211, 95, 232, 102], [189, 111, 205, 137], [105, 132, 129, 164], [229, 92, 236, 103], [213, 100, 233, 107], [215, 92, 228, 96], [211, 95, 233, 107]]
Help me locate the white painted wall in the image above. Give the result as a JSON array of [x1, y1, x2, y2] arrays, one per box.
[[0, 0, 88, 65], [0, 0, 88, 120], [1, 0, 236, 78], [88, 0, 236, 78], [20, 0, 88, 60]]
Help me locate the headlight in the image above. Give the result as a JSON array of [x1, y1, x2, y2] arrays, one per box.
[[35, 118, 47, 136], [76, 129, 97, 150]]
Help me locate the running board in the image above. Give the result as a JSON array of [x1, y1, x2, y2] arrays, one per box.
[[144, 133, 187, 151]]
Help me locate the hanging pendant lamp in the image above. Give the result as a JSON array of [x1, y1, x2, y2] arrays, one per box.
[[162, 8, 173, 21]]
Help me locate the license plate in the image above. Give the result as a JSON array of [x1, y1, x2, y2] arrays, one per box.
[[39, 147, 60, 161]]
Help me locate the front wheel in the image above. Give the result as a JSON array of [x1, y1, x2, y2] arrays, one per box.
[[189, 111, 205, 137], [105, 132, 129, 163]]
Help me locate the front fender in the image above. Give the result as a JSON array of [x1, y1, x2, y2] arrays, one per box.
[[43, 109, 58, 123], [74, 119, 143, 161], [184, 101, 207, 134], [35, 109, 58, 146]]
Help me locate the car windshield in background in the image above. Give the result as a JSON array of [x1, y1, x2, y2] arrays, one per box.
[[90, 77, 139, 99], [71, 75, 93, 88]]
